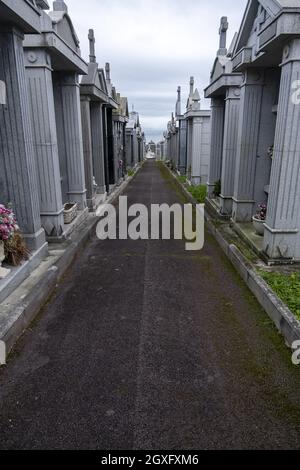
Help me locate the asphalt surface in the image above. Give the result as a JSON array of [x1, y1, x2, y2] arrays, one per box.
[[0, 160, 300, 450]]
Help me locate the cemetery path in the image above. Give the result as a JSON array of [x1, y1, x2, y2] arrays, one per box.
[[0, 160, 300, 450]]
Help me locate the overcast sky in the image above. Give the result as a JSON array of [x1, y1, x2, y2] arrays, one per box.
[[68, 0, 248, 142]]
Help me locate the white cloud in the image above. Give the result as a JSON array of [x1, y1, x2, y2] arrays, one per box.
[[67, 0, 248, 142]]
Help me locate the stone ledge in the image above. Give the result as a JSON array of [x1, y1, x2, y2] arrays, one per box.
[[0, 242, 49, 304], [0, 166, 142, 362], [165, 163, 300, 349]]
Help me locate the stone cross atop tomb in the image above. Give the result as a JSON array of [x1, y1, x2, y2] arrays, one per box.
[[189, 76, 194, 96], [105, 62, 111, 82], [187, 77, 194, 110], [218, 16, 228, 55], [176, 86, 181, 117], [53, 0, 68, 12], [88, 29, 96, 63]]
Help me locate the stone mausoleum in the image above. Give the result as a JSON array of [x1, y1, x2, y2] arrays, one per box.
[[164, 78, 211, 185], [125, 109, 145, 168], [0, 0, 145, 294], [205, 0, 300, 263]]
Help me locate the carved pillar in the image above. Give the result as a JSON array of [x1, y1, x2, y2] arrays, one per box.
[[91, 102, 106, 195], [263, 40, 300, 260], [186, 119, 193, 179], [80, 95, 95, 211], [0, 28, 46, 250], [102, 106, 110, 193], [220, 87, 241, 215], [24, 48, 65, 239], [191, 117, 203, 185], [207, 98, 225, 198], [232, 69, 264, 222], [178, 119, 187, 175], [60, 73, 87, 210], [106, 107, 115, 186]]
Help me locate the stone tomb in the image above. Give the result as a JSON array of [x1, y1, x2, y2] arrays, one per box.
[[205, 1, 300, 262], [0, 0, 47, 251], [112, 92, 129, 183], [80, 30, 113, 210], [23, 0, 88, 240]]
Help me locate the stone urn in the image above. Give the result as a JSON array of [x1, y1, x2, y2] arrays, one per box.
[[252, 216, 265, 236], [0, 240, 10, 279]]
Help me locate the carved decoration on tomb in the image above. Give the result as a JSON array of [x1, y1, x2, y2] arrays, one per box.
[[27, 52, 37, 63], [43, 220, 64, 237]]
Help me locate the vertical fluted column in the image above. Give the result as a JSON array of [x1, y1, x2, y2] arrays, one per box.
[[102, 106, 110, 193], [0, 28, 45, 250], [220, 87, 241, 215], [186, 119, 193, 179], [106, 107, 115, 186], [232, 70, 264, 222], [264, 40, 300, 260], [24, 48, 65, 239], [191, 117, 203, 185], [176, 130, 179, 168], [60, 73, 87, 210], [80, 95, 95, 211], [91, 102, 106, 195], [178, 118, 187, 174], [207, 98, 225, 198]]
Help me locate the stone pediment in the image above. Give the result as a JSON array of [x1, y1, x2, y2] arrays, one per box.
[[233, 0, 295, 56], [210, 55, 231, 82], [49, 11, 80, 53], [81, 62, 101, 88], [0, 0, 41, 32], [98, 69, 108, 95]]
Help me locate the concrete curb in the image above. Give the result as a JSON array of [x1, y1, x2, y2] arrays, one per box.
[[165, 163, 300, 348], [0, 165, 142, 360]]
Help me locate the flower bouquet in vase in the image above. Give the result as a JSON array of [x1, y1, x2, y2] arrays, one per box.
[[0, 204, 29, 279], [252, 203, 267, 236]]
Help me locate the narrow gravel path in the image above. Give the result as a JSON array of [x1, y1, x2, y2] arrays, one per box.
[[0, 161, 300, 450]]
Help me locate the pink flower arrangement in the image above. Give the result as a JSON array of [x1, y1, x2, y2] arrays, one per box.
[[0, 204, 19, 241]]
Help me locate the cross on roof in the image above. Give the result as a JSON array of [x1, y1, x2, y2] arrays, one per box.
[[88, 29, 96, 63], [218, 16, 228, 55]]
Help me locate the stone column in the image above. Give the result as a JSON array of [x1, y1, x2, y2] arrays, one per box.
[[0, 28, 45, 251], [207, 98, 225, 197], [220, 87, 241, 215], [91, 102, 106, 195], [178, 119, 187, 175], [80, 95, 95, 211], [232, 69, 264, 222], [60, 73, 87, 210], [191, 117, 203, 185], [106, 107, 115, 186], [175, 130, 179, 168], [114, 121, 120, 182], [102, 106, 110, 193], [24, 48, 65, 239], [263, 40, 300, 260]]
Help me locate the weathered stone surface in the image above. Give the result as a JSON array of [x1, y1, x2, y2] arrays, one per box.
[[205, 2, 300, 261], [0, 27, 46, 250]]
